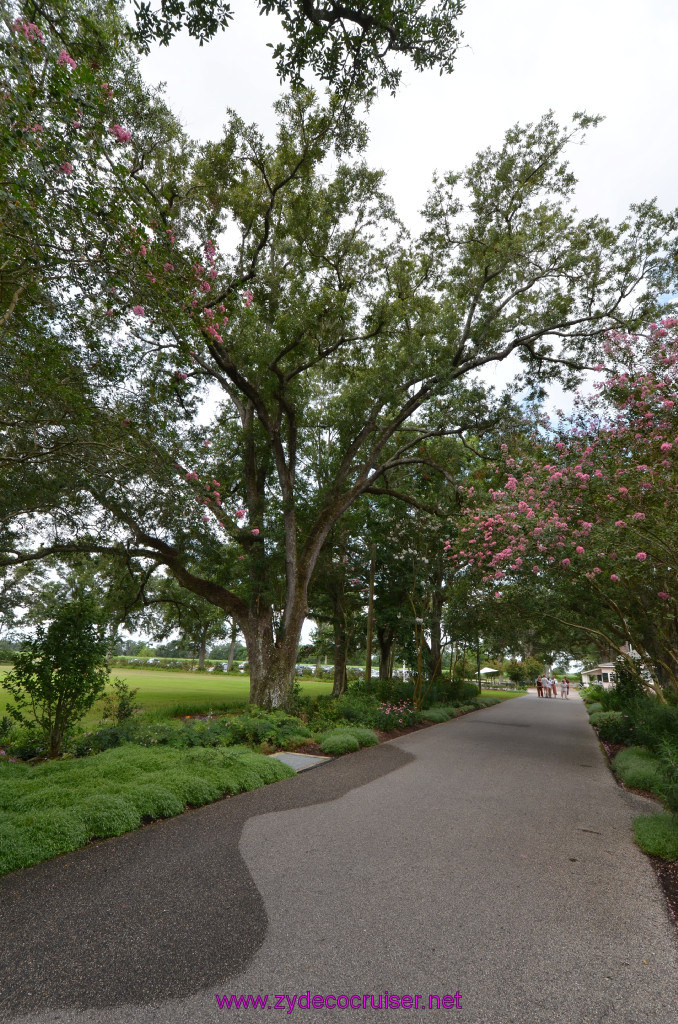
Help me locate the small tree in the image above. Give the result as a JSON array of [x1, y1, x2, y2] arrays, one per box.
[[3, 602, 109, 757]]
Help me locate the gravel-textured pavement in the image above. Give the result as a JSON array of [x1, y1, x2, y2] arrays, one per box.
[[1, 693, 676, 1024]]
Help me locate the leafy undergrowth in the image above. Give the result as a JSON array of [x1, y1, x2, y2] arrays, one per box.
[[0, 744, 294, 876]]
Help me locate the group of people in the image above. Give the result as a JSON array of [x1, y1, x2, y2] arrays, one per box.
[[535, 675, 570, 699]]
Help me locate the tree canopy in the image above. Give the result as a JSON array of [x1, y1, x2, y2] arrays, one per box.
[[2, 7, 678, 705]]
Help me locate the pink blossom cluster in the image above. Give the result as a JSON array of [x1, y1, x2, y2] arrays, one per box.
[[57, 48, 77, 68], [109, 124, 131, 144], [12, 19, 44, 42], [449, 321, 678, 610]]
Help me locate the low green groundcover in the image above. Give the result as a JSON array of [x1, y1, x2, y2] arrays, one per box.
[[317, 726, 378, 755], [0, 744, 294, 876], [633, 813, 678, 861], [612, 747, 665, 797]]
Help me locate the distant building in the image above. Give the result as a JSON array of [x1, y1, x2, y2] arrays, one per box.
[[580, 662, 616, 689]]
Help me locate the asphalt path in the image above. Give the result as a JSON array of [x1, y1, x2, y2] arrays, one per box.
[[1, 693, 677, 1024]]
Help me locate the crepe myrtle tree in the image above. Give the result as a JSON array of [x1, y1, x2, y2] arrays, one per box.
[[2, 91, 678, 706], [454, 321, 678, 696]]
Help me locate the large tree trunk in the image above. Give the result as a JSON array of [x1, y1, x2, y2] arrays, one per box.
[[198, 629, 207, 672], [377, 625, 395, 680], [242, 600, 305, 708], [331, 590, 348, 697]]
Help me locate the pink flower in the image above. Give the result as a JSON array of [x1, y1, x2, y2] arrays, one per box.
[[12, 19, 44, 42], [72, 119, 82, 128], [132, 305, 145, 316], [57, 49, 77, 68], [610, 574, 620, 582], [109, 124, 132, 144], [203, 439, 212, 447], [658, 592, 670, 600], [251, 528, 260, 536], [163, 262, 174, 272], [235, 509, 245, 519], [60, 162, 73, 175], [635, 552, 647, 561], [242, 289, 253, 307], [139, 244, 147, 256], [562, 558, 571, 566], [575, 545, 585, 555]]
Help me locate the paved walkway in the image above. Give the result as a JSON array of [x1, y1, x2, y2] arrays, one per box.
[[1, 694, 676, 1024]]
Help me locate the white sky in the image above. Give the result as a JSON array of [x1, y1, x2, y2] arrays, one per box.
[[140, 0, 678, 231]]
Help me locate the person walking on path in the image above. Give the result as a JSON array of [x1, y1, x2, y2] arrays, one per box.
[[536, 676, 543, 697], [560, 677, 567, 699]]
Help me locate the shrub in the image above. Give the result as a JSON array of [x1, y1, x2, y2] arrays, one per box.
[[586, 702, 604, 715], [628, 702, 678, 751], [4, 724, 48, 760], [100, 680, 140, 723], [3, 601, 109, 757], [417, 708, 450, 723], [316, 726, 378, 753], [373, 701, 416, 730], [581, 684, 606, 704], [346, 726, 378, 747], [612, 747, 665, 796], [658, 740, 678, 813], [588, 711, 632, 744], [632, 813, 678, 860], [319, 732, 360, 755]]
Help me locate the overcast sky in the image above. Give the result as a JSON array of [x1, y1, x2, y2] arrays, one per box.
[[140, 0, 678, 233], [140, 0, 678, 417]]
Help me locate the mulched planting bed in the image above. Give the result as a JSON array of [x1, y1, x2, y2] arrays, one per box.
[[594, 727, 677, 929], [649, 856, 678, 925]]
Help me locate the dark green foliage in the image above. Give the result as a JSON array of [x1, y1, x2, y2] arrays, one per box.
[[0, 745, 294, 875], [612, 747, 665, 796], [64, 709, 311, 757], [581, 684, 606, 704], [3, 602, 109, 757], [588, 711, 632, 744], [3, 725, 48, 760], [658, 740, 678, 813], [627, 702, 678, 751], [586, 702, 604, 715], [632, 813, 678, 860]]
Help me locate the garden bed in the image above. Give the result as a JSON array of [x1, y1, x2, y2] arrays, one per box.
[[592, 728, 678, 927]]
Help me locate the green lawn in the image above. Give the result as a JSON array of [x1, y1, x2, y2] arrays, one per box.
[[477, 689, 521, 702], [0, 665, 333, 726]]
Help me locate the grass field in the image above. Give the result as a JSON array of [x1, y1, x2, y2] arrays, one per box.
[[0, 666, 518, 729], [0, 665, 333, 726], [476, 689, 522, 702]]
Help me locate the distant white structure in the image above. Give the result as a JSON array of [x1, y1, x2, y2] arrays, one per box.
[[580, 661, 616, 689]]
